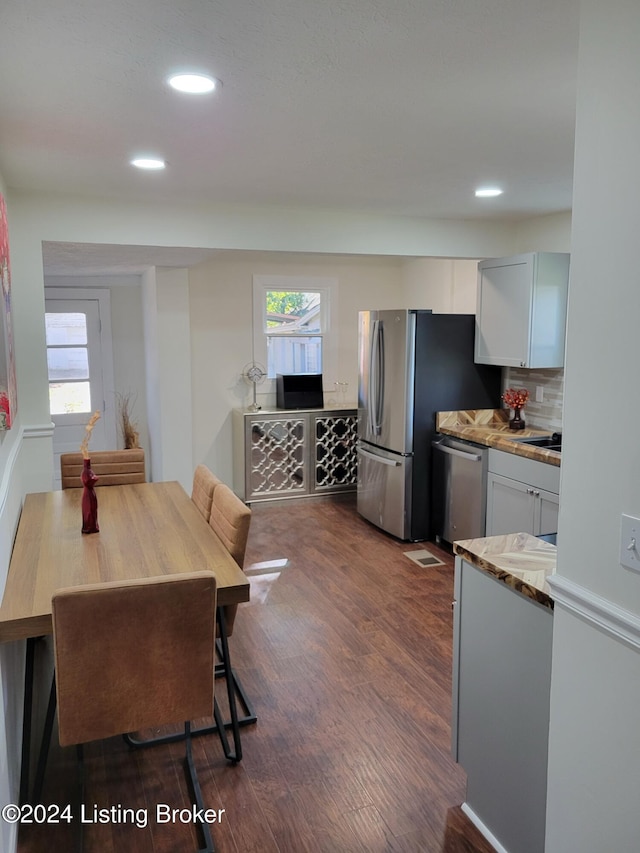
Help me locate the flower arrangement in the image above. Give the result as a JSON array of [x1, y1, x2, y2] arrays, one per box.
[[502, 388, 529, 410]]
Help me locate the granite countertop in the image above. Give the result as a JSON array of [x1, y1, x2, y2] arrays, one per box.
[[436, 409, 561, 467], [453, 532, 557, 609]]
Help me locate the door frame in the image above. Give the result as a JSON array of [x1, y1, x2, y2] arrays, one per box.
[[45, 286, 118, 460]]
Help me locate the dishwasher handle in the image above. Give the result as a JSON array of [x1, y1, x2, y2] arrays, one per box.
[[431, 440, 481, 462]]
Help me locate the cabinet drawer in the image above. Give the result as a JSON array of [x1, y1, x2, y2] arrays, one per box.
[[488, 449, 560, 494]]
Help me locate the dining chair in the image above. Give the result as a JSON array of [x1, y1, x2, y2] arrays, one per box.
[[38, 572, 219, 852], [60, 449, 146, 488], [117, 483, 254, 763], [207, 484, 256, 736], [208, 484, 252, 622], [191, 464, 222, 522]]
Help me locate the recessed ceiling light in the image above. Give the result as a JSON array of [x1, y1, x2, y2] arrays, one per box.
[[475, 187, 503, 198], [131, 157, 166, 170], [168, 73, 219, 94]]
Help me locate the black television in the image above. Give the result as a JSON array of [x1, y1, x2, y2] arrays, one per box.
[[276, 374, 324, 409]]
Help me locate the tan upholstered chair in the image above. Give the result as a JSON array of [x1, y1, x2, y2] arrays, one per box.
[[60, 449, 146, 488], [207, 484, 255, 746], [116, 482, 254, 764], [42, 573, 218, 852], [208, 484, 252, 635], [208, 483, 251, 568], [191, 464, 222, 522]]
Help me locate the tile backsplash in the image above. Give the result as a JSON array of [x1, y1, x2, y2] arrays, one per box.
[[503, 368, 564, 432]]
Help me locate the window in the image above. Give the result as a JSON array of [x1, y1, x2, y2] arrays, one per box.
[[253, 276, 337, 383], [264, 289, 323, 377], [45, 312, 92, 414]]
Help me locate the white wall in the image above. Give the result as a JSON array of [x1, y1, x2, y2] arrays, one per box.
[[109, 282, 149, 456], [0, 179, 55, 853], [545, 0, 640, 849], [189, 252, 404, 484], [514, 211, 572, 254], [10, 190, 518, 259], [188, 251, 494, 485], [141, 267, 193, 490], [6, 191, 520, 490]]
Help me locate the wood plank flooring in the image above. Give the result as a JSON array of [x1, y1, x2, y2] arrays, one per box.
[[18, 494, 495, 853]]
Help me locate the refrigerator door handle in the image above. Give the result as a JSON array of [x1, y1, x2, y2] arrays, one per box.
[[368, 321, 377, 434], [368, 319, 384, 436], [357, 445, 401, 467]]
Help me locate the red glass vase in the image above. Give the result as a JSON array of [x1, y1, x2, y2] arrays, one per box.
[[81, 458, 100, 534], [509, 407, 525, 431]]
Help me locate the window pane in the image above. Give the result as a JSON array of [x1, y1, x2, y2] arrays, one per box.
[[267, 336, 323, 378], [49, 382, 91, 414], [265, 291, 321, 333], [47, 347, 89, 380], [45, 313, 87, 345]]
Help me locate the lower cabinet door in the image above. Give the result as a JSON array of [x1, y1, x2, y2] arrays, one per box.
[[486, 472, 535, 536], [536, 488, 560, 536], [247, 416, 308, 500]]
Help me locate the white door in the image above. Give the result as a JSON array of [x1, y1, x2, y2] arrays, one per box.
[[45, 292, 117, 488]]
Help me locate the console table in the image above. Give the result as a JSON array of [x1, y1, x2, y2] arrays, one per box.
[[232, 407, 357, 503]]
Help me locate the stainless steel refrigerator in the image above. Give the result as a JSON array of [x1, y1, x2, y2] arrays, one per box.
[[357, 309, 501, 541]]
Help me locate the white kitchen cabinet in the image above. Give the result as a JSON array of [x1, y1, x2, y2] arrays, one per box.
[[485, 449, 560, 537], [232, 408, 357, 502], [452, 556, 553, 853], [475, 252, 569, 368]]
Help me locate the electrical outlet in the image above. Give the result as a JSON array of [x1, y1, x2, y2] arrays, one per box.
[[620, 514, 640, 572], [535, 385, 544, 403]]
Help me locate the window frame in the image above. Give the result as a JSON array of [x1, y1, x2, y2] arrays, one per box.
[[252, 275, 338, 397]]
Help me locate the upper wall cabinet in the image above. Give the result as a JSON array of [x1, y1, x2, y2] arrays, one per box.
[[474, 252, 570, 368]]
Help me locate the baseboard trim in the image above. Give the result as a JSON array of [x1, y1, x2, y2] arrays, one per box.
[[547, 574, 640, 651], [460, 803, 510, 853]]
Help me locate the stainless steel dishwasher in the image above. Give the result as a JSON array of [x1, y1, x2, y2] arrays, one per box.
[[431, 435, 489, 543]]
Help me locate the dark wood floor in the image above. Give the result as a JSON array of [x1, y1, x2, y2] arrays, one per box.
[[19, 494, 494, 853]]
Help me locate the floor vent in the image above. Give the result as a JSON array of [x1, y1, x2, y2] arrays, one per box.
[[403, 549, 445, 568]]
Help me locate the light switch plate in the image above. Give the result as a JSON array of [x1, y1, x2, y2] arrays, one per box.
[[620, 514, 640, 572]]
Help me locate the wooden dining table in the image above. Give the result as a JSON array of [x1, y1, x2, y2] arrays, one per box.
[[0, 480, 251, 803]]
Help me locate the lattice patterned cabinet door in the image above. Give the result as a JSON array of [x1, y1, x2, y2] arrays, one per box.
[[314, 414, 358, 491], [249, 418, 306, 498]]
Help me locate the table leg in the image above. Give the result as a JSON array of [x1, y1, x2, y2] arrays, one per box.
[[32, 673, 57, 803], [19, 637, 37, 806]]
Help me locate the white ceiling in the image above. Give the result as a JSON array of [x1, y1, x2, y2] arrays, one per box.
[[0, 0, 580, 274]]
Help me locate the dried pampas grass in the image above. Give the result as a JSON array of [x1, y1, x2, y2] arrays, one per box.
[[80, 411, 101, 458], [117, 392, 140, 449]]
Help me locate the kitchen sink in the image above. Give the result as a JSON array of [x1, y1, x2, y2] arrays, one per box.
[[513, 433, 562, 451]]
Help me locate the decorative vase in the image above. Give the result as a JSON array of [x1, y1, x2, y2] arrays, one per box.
[[81, 458, 100, 534], [509, 407, 525, 431]]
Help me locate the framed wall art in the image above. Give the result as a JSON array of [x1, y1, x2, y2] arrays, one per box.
[[0, 193, 17, 430]]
